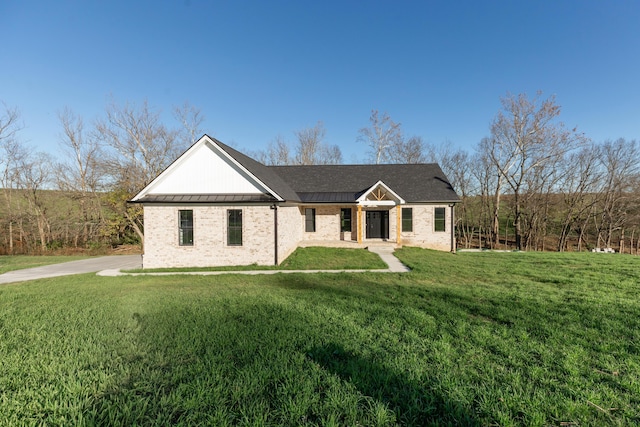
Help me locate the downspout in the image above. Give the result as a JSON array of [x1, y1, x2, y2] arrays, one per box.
[[271, 204, 278, 265], [450, 204, 456, 253]]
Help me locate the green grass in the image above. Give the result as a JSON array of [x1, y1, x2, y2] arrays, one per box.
[[126, 247, 388, 272], [0, 255, 88, 274], [1, 249, 639, 426]]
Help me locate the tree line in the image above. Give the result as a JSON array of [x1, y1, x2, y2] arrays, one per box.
[[439, 93, 639, 253], [0, 92, 638, 254]]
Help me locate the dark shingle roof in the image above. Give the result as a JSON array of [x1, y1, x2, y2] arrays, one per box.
[[131, 135, 459, 204], [270, 164, 460, 203], [211, 137, 301, 202]]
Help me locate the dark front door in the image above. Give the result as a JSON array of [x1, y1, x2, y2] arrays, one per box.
[[366, 210, 389, 239]]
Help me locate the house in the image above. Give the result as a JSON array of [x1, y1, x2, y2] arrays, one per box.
[[130, 135, 460, 268]]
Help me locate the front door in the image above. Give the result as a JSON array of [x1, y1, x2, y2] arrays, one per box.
[[366, 210, 389, 239]]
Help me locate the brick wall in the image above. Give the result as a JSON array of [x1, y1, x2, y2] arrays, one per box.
[[399, 204, 452, 251], [300, 205, 353, 241], [142, 203, 454, 268], [276, 205, 302, 263], [143, 205, 276, 268]]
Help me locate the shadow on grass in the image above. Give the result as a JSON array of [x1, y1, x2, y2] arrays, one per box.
[[80, 273, 479, 425], [308, 342, 478, 426]]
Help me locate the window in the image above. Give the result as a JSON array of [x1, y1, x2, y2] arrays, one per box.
[[305, 208, 316, 232], [402, 207, 413, 232], [179, 210, 193, 246], [340, 208, 352, 232], [434, 207, 446, 232], [228, 209, 242, 246]]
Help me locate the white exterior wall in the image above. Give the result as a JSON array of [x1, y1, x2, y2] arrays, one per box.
[[400, 204, 452, 251], [145, 142, 269, 195], [143, 205, 276, 268]]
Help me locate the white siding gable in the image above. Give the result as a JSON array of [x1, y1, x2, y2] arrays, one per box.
[[133, 138, 269, 199]]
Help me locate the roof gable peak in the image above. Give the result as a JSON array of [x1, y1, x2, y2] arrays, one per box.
[[357, 180, 405, 206]]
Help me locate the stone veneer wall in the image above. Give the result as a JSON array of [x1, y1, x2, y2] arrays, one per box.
[[400, 204, 452, 251], [142, 205, 276, 268]]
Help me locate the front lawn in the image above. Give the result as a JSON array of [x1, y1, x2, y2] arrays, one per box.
[[0, 249, 638, 425], [126, 246, 388, 272]]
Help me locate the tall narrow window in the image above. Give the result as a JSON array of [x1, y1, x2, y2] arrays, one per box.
[[434, 207, 446, 232], [402, 207, 413, 232], [179, 210, 193, 246], [228, 209, 242, 246], [341, 208, 352, 232], [305, 208, 316, 232]]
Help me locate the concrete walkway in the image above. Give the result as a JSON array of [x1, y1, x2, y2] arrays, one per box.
[[0, 255, 142, 284], [98, 246, 409, 277], [366, 246, 410, 272], [0, 248, 408, 284]]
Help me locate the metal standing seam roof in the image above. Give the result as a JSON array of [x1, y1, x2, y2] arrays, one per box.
[[132, 194, 277, 203], [296, 192, 359, 203]]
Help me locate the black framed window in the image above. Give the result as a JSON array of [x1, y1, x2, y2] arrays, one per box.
[[179, 210, 193, 246], [340, 208, 352, 232], [402, 207, 413, 232], [228, 209, 242, 246], [305, 208, 316, 232], [434, 207, 446, 232]]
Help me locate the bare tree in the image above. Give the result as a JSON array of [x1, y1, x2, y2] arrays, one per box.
[[596, 138, 640, 249], [388, 135, 427, 164], [438, 148, 477, 248], [256, 135, 292, 165], [96, 99, 181, 243], [320, 143, 343, 165], [98, 98, 179, 192], [0, 103, 27, 253], [174, 101, 205, 149], [292, 122, 342, 165], [476, 137, 505, 248], [56, 107, 106, 246], [358, 110, 403, 164], [18, 152, 53, 252], [555, 144, 601, 251], [487, 92, 586, 250]]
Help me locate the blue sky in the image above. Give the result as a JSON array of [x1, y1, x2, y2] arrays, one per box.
[[2, 0, 639, 163]]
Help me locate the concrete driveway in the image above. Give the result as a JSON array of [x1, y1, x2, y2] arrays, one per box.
[[0, 255, 142, 285]]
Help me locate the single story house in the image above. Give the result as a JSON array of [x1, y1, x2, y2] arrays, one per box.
[[131, 135, 460, 268]]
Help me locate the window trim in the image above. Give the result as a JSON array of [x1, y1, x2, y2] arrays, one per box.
[[401, 207, 413, 232], [227, 209, 243, 246], [178, 210, 194, 246], [434, 207, 446, 232], [340, 208, 352, 232], [305, 208, 316, 232]]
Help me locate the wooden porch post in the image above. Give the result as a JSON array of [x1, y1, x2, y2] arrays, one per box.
[[396, 205, 401, 245], [357, 205, 362, 244]]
